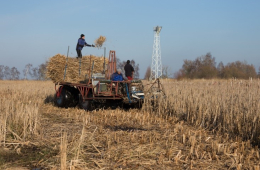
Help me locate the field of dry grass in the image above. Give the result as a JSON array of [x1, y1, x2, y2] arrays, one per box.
[[1, 80, 260, 169]]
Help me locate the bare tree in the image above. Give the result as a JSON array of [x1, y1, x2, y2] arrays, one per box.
[[116, 58, 140, 79], [30, 62, 47, 80], [10, 67, 20, 80], [174, 70, 185, 80], [38, 63, 47, 80], [0, 65, 4, 80], [177, 53, 218, 79], [23, 63, 33, 80], [4, 66, 11, 80], [222, 61, 257, 79], [116, 58, 124, 72], [31, 67, 39, 80], [130, 60, 139, 79], [162, 65, 173, 78], [217, 62, 224, 78], [144, 66, 151, 80]]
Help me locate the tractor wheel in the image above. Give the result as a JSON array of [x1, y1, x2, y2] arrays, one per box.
[[54, 86, 78, 108], [78, 92, 94, 111]]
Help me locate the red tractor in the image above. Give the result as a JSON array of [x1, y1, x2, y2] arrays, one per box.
[[54, 50, 144, 110]]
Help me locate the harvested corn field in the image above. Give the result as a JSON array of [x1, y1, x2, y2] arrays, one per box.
[[1, 80, 260, 169], [46, 54, 108, 83]]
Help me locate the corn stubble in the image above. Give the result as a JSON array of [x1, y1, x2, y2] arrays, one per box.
[[1, 79, 260, 169]]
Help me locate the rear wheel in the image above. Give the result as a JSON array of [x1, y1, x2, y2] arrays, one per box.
[[79, 91, 94, 111]]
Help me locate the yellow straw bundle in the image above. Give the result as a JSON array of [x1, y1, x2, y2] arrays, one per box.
[[95, 36, 106, 48], [46, 54, 108, 83]]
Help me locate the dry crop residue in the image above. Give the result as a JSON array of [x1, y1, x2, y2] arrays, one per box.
[[1, 80, 260, 169]]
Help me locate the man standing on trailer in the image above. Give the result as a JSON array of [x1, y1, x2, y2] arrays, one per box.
[[124, 60, 135, 80], [76, 34, 95, 59]]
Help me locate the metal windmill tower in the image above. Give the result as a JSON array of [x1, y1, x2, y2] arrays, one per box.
[[151, 26, 162, 80]]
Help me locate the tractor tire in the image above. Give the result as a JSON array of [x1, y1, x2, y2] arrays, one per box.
[[54, 86, 78, 108], [78, 92, 94, 111]]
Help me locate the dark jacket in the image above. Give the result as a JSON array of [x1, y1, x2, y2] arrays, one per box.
[[76, 38, 91, 50], [124, 63, 134, 77], [111, 72, 124, 81]]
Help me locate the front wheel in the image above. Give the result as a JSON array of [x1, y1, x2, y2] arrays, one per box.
[[134, 100, 143, 109], [78, 92, 94, 111]]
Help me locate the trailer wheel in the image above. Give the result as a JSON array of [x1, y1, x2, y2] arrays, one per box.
[[54, 86, 78, 108]]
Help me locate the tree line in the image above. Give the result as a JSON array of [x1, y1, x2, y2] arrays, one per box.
[[174, 53, 258, 79], [1, 59, 140, 80], [143, 53, 258, 80], [3, 53, 257, 80], [0, 62, 47, 80]]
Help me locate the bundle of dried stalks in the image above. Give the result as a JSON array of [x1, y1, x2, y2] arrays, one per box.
[[46, 54, 108, 83], [60, 132, 67, 170], [95, 36, 106, 48]]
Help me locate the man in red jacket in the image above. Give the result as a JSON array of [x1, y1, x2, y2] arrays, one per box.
[[124, 60, 134, 80]]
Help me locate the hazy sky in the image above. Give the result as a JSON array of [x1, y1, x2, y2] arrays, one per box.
[[1, 0, 260, 78]]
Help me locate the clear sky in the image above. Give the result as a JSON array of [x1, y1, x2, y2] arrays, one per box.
[[0, 0, 260, 78]]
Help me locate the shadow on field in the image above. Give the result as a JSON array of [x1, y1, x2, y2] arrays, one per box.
[[44, 94, 54, 104], [0, 145, 58, 168], [104, 125, 148, 132]]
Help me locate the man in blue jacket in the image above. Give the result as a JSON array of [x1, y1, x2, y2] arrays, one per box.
[[76, 34, 95, 58], [111, 69, 128, 95], [111, 69, 124, 81]]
